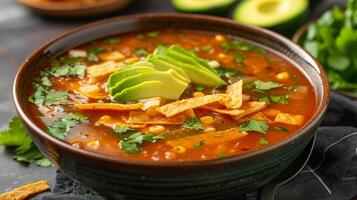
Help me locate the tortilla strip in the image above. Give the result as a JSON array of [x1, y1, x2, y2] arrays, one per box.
[[78, 85, 108, 99], [233, 101, 267, 121], [166, 128, 247, 149], [239, 112, 274, 124], [157, 94, 227, 117], [98, 51, 125, 61], [0, 180, 50, 200], [127, 110, 191, 125], [86, 61, 125, 77], [201, 106, 245, 116], [74, 103, 143, 111], [225, 80, 243, 109], [96, 115, 146, 128], [275, 113, 304, 125]]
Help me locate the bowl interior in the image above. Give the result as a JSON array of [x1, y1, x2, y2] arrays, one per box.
[[14, 13, 329, 166]]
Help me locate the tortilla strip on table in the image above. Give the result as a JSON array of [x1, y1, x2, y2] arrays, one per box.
[[96, 115, 146, 128], [157, 94, 227, 117], [74, 103, 143, 111], [0, 180, 50, 200], [233, 101, 267, 121], [127, 110, 193, 125], [166, 128, 247, 149], [224, 80, 243, 109], [86, 61, 125, 77]]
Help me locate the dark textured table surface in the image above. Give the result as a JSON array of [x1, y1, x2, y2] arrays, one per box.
[[0, 0, 342, 195]]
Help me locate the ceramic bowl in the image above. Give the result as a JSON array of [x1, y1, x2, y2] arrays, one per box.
[[13, 13, 329, 200]]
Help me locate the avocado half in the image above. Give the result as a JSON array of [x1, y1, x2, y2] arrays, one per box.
[[171, 0, 236, 15], [233, 0, 309, 35]]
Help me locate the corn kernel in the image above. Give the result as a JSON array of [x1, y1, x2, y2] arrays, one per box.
[[275, 72, 290, 80], [172, 146, 186, 153], [200, 116, 214, 124], [87, 140, 100, 149], [204, 127, 216, 132], [193, 91, 205, 97], [215, 35, 226, 42], [148, 125, 166, 134]]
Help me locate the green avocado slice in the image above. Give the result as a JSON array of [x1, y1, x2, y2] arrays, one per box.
[[171, 0, 236, 14], [110, 69, 189, 99], [233, 0, 308, 35], [107, 63, 156, 89], [112, 80, 188, 102]]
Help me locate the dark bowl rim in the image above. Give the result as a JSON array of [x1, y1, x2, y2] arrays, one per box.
[[293, 21, 357, 99], [13, 13, 330, 167]]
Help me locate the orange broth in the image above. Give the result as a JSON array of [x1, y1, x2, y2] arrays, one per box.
[[26, 29, 316, 162]]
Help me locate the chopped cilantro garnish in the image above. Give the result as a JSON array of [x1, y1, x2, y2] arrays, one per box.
[[192, 140, 206, 148], [275, 126, 289, 132], [217, 151, 227, 158], [87, 47, 105, 61], [41, 76, 52, 87], [182, 118, 204, 131], [258, 96, 271, 104], [137, 34, 145, 40], [254, 80, 284, 91], [220, 39, 266, 55], [29, 84, 68, 106], [239, 120, 269, 134], [119, 133, 164, 154], [245, 81, 254, 89], [234, 53, 245, 63], [113, 126, 136, 138], [0, 116, 52, 167], [215, 67, 239, 78], [259, 138, 269, 145], [159, 42, 169, 47], [270, 94, 289, 105], [201, 45, 212, 51], [47, 113, 87, 140], [147, 31, 159, 37], [195, 85, 205, 91], [133, 47, 149, 57], [288, 85, 299, 91], [104, 38, 120, 45]]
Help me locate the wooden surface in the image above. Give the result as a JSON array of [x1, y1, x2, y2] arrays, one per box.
[[0, 0, 343, 195]]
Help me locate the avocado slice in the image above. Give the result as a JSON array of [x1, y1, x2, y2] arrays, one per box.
[[107, 62, 156, 89], [110, 69, 189, 100], [153, 55, 226, 87], [233, 0, 308, 35], [112, 78, 188, 102], [146, 55, 190, 83], [171, 0, 236, 15]]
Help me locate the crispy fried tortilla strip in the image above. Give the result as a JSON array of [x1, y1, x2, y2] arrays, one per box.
[[239, 112, 273, 123], [157, 94, 227, 117], [166, 128, 247, 149], [0, 180, 50, 200], [96, 115, 146, 128], [275, 113, 304, 125], [74, 103, 143, 111], [78, 85, 108, 99], [127, 110, 192, 125], [201, 106, 245, 116], [233, 101, 267, 121], [225, 80, 243, 109], [86, 61, 125, 77], [98, 51, 125, 61]]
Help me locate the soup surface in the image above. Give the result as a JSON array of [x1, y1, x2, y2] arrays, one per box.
[[27, 29, 316, 162]]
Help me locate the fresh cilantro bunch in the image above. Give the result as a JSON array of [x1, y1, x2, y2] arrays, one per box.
[[0, 116, 52, 167], [303, 0, 357, 92]]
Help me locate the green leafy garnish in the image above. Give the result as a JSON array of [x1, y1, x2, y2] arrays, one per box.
[[0, 116, 52, 167], [195, 85, 205, 91], [49, 57, 86, 78], [182, 118, 204, 131], [234, 53, 245, 63], [215, 67, 239, 78], [147, 31, 160, 37], [217, 151, 227, 158], [29, 84, 68, 106], [201, 45, 212, 51], [87, 47, 105, 61], [113, 126, 137, 138], [239, 120, 269, 134], [275, 126, 289, 132], [270, 94, 289, 105], [288, 85, 299, 91], [105, 38, 120, 45], [133, 47, 149, 57], [41, 77, 52, 87], [192, 140, 206, 148], [119, 133, 164, 154], [47, 113, 88, 140], [254, 80, 284, 91], [259, 138, 269, 145], [303, 0, 357, 93], [220, 39, 266, 55]]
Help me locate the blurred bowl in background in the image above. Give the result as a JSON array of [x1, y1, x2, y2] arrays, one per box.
[[17, 0, 132, 18]]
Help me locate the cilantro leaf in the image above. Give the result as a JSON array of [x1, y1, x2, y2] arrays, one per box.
[[119, 133, 164, 154], [270, 94, 289, 105], [234, 53, 245, 63], [29, 84, 68, 107], [192, 140, 206, 148], [275, 126, 289, 132], [147, 31, 159, 37], [14, 146, 43, 163], [47, 113, 87, 140], [239, 120, 269, 134], [254, 80, 284, 91], [182, 118, 204, 131], [36, 158, 53, 167], [104, 38, 120, 45], [259, 138, 269, 145], [50, 57, 86, 77], [133, 47, 149, 57], [87, 47, 105, 61], [214, 67, 239, 78]]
